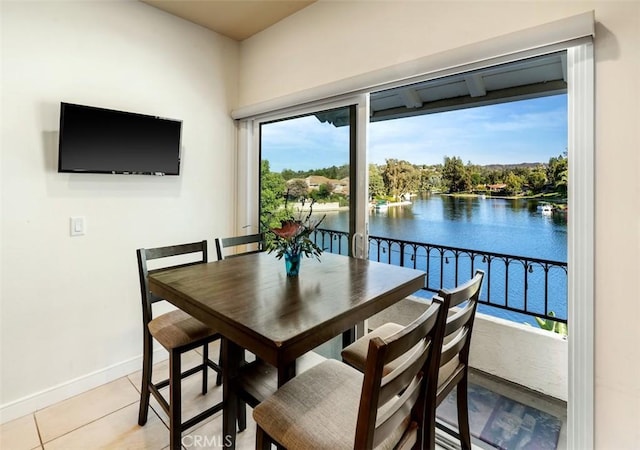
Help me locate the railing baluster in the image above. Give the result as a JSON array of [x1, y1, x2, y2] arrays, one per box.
[[523, 261, 529, 314], [504, 259, 510, 309]]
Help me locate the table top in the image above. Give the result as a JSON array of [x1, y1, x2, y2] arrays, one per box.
[[148, 252, 425, 366]]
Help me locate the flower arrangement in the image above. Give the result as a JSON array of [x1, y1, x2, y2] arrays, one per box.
[[266, 197, 325, 260], [265, 197, 325, 276]]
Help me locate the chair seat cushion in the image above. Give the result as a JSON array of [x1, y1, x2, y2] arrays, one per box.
[[148, 309, 218, 350], [342, 323, 461, 389], [342, 322, 405, 376], [368, 296, 432, 330], [253, 359, 408, 450]]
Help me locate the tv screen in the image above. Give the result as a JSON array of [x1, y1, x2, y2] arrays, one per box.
[[58, 102, 182, 175]]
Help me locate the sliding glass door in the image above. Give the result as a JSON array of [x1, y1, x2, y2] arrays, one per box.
[[237, 95, 369, 258], [260, 106, 354, 256]]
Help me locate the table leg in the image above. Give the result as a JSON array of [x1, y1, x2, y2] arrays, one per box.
[[222, 338, 242, 449], [342, 326, 356, 348], [277, 361, 296, 388]]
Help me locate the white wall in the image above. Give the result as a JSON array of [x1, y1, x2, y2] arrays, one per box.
[[238, 2, 640, 448], [471, 314, 568, 401], [0, 1, 239, 421]]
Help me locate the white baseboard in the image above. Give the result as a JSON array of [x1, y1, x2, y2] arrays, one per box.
[[0, 349, 168, 425]]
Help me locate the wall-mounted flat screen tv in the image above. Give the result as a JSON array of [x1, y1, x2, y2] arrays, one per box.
[[58, 102, 182, 175]]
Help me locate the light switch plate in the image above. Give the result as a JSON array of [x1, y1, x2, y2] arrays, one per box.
[[70, 216, 86, 236]]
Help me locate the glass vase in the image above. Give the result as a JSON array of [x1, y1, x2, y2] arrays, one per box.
[[284, 251, 301, 277]]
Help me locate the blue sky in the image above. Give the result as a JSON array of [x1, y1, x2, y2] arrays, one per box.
[[262, 94, 567, 172]]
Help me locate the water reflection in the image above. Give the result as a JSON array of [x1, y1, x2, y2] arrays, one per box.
[[441, 195, 474, 222]]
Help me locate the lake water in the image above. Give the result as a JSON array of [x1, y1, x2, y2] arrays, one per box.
[[318, 194, 568, 325]]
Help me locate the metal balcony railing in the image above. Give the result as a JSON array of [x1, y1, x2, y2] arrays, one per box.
[[312, 228, 568, 324]]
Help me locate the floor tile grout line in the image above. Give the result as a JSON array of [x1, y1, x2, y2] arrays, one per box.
[[29, 375, 142, 442], [32, 412, 44, 449], [37, 398, 140, 446], [126, 373, 142, 394]]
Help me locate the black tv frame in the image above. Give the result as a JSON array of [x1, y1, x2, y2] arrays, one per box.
[[57, 102, 182, 176]]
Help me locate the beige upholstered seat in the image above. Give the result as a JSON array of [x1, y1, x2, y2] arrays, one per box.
[[343, 321, 460, 387], [342, 322, 405, 375], [341, 270, 485, 450], [367, 295, 432, 330], [148, 309, 218, 349], [136, 241, 226, 450], [253, 302, 446, 450], [253, 360, 410, 450]]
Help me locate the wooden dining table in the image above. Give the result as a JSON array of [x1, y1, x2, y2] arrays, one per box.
[[148, 251, 426, 449]]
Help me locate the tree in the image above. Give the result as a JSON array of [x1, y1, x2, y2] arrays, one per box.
[[260, 160, 287, 228], [381, 159, 420, 200], [442, 156, 471, 193], [467, 162, 484, 188], [527, 166, 548, 192], [280, 168, 297, 181], [317, 183, 333, 198], [418, 165, 441, 192], [504, 172, 525, 195], [286, 179, 309, 199], [547, 153, 568, 193], [368, 164, 385, 198]]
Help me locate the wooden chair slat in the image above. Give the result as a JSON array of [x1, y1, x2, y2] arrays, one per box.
[[215, 233, 264, 260], [144, 241, 207, 260], [439, 272, 483, 308], [383, 303, 440, 363], [373, 377, 422, 448], [440, 327, 469, 367], [378, 341, 429, 405], [444, 301, 475, 336]]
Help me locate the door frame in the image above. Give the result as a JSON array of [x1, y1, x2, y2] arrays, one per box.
[[236, 94, 370, 258]]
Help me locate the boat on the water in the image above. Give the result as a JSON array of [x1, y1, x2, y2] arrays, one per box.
[[537, 203, 553, 214], [375, 201, 389, 210]]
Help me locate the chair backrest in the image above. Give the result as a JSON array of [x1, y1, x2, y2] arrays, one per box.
[[354, 301, 446, 449], [214, 233, 264, 260], [433, 269, 484, 403], [136, 241, 208, 326]]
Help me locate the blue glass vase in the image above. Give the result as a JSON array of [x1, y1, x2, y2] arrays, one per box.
[[284, 251, 301, 277]]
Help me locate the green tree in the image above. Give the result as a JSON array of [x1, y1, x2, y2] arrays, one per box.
[[442, 156, 471, 193], [418, 165, 441, 192], [547, 153, 568, 193], [381, 159, 420, 200], [260, 160, 287, 228], [317, 183, 333, 198], [368, 164, 385, 198], [504, 172, 525, 195], [527, 166, 548, 192], [466, 162, 485, 188], [280, 168, 297, 181]]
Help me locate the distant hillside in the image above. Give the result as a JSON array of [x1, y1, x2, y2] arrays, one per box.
[[482, 162, 546, 170]]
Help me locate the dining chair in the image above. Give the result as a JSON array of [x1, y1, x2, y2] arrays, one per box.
[[136, 240, 224, 450], [215, 232, 265, 260], [341, 270, 485, 450], [252, 301, 446, 450]]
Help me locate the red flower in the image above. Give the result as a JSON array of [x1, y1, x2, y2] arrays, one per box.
[[272, 220, 303, 239]]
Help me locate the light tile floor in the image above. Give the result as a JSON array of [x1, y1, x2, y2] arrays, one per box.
[[1, 340, 566, 450], [0, 344, 257, 450]]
